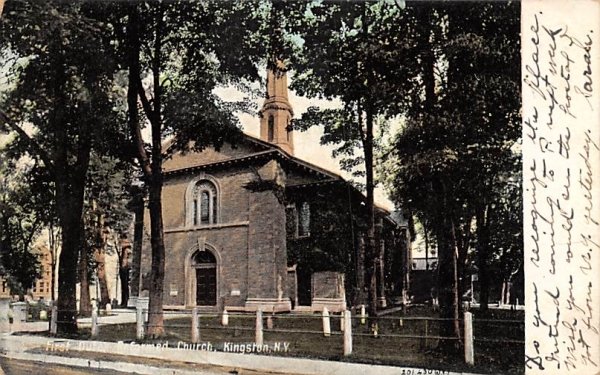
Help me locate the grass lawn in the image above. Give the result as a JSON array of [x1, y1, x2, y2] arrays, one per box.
[[39, 305, 524, 375]]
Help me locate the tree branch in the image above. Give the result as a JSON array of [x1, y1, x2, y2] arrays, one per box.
[[126, 4, 152, 180], [136, 78, 155, 125], [132, 77, 153, 179], [0, 110, 55, 175], [24, 216, 41, 251], [356, 100, 366, 145]]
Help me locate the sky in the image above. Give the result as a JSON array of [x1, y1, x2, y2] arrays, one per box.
[[214, 76, 396, 211]]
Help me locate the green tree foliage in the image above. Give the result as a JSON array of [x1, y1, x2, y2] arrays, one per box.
[[381, 1, 521, 348], [0, 157, 42, 297], [281, 0, 414, 314], [0, 0, 122, 332]]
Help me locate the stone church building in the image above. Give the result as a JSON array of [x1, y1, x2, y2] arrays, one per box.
[[135, 67, 411, 312]]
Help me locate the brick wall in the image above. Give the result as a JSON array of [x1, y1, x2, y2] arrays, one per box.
[[140, 160, 289, 308]]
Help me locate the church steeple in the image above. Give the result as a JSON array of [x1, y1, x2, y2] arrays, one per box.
[[259, 60, 294, 155]]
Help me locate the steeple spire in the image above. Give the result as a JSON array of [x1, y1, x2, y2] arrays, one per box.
[[259, 61, 294, 154]]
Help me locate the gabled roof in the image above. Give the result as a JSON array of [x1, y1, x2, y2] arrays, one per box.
[[162, 132, 400, 224], [163, 133, 343, 182]]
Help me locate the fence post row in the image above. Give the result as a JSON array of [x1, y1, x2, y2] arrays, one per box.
[[464, 312, 474, 365], [136, 305, 144, 340], [343, 310, 352, 356], [91, 308, 99, 338], [191, 307, 200, 343], [50, 306, 57, 335], [255, 309, 263, 346]]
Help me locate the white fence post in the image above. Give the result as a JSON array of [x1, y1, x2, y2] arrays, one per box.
[[360, 305, 366, 325], [91, 308, 99, 338], [136, 305, 144, 340], [255, 309, 263, 346], [191, 307, 200, 343], [221, 309, 229, 326], [50, 306, 57, 335], [343, 310, 352, 356], [322, 307, 331, 337], [464, 312, 474, 365]]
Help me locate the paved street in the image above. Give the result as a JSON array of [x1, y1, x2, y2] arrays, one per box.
[[0, 357, 130, 375]]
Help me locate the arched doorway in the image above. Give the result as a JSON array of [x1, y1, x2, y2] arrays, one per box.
[[192, 250, 217, 306]]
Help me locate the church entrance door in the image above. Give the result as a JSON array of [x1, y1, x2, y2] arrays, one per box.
[[196, 267, 216, 306], [193, 250, 217, 306]]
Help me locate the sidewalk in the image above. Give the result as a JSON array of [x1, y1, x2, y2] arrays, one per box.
[[1, 334, 484, 375], [9, 308, 188, 332]]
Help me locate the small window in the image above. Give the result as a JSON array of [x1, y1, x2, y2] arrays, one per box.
[[193, 199, 198, 226], [268, 115, 275, 141]]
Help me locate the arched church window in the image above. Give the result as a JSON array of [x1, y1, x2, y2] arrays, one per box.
[[192, 180, 218, 225], [268, 115, 274, 141]]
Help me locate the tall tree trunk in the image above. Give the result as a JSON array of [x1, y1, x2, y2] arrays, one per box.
[[364, 106, 378, 317], [476, 204, 490, 311], [378, 228, 386, 308], [48, 224, 59, 302], [129, 188, 144, 299], [78, 241, 92, 317], [435, 219, 460, 352], [450, 219, 462, 341], [144, 3, 167, 338], [52, 35, 91, 332], [355, 236, 366, 306], [434, 181, 462, 352], [147, 175, 165, 336], [358, 3, 378, 318], [56, 191, 87, 333], [126, 3, 166, 336], [55, 119, 91, 333]]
